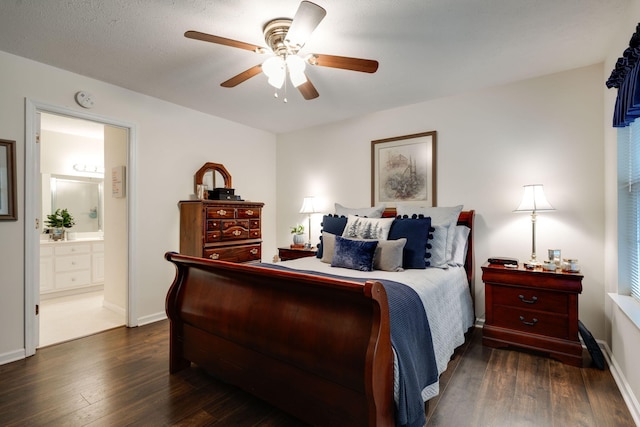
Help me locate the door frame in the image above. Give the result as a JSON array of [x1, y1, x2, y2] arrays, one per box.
[[24, 99, 138, 356]]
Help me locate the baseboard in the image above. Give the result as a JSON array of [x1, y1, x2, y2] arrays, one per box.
[[137, 311, 167, 326], [599, 340, 640, 426], [0, 348, 26, 366], [102, 299, 126, 316]]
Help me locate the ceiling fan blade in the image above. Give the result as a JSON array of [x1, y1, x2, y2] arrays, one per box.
[[309, 54, 379, 73], [285, 1, 327, 49], [185, 30, 265, 53], [220, 65, 263, 87], [297, 76, 319, 100]]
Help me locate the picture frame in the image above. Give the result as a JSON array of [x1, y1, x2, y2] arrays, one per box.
[[0, 139, 17, 220], [371, 131, 437, 208]]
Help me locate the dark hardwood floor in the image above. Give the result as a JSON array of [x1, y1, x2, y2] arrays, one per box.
[[0, 320, 634, 426]]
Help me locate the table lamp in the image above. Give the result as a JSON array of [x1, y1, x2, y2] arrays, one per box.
[[513, 184, 555, 267], [299, 196, 319, 247]]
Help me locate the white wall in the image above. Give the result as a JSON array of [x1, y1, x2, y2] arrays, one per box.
[[0, 50, 276, 363], [103, 125, 128, 312], [277, 64, 606, 337]]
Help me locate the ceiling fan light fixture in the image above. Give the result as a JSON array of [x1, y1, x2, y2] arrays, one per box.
[[263, 56, 286, 88], [286, 55, 307, 87]]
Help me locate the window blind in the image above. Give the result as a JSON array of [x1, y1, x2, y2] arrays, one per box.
[[619, 122, 640, 301]]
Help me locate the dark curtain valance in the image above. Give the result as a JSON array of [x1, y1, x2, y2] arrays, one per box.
[[607, 23, 640, 127]]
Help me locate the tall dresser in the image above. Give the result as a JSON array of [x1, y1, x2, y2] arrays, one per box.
[[179, 200, 264, 263]]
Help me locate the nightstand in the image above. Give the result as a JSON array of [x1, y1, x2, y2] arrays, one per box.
[[278, 246, 317, 261], [482, 262, 583, 366]]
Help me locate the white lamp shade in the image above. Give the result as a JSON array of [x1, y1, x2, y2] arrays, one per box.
[[514, 184, 554, 212], [299, 197, 318, 214]]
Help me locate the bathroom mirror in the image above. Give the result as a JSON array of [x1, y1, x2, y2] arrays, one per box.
[[46, 174, 103, 232]]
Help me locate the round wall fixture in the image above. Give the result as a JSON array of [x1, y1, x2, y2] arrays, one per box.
[[75, 91, 94, 109]]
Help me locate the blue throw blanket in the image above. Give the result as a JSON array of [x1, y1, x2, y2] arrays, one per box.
[[256, 264, 437, 427]]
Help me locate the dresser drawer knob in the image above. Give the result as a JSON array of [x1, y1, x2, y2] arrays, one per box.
[[216, 209, 227, 216], [519, 316, 538, 326], [209, 253, 220, 260], [246, 210, 254, 216], [250, 248, 258, 255], [518, 294, 538, 304], [233, 230, 242, 236]]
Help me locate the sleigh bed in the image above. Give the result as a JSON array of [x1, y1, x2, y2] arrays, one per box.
[[165, 208, 475, 427]]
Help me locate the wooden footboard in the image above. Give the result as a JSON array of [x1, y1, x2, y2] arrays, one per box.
[[165, 252, 395, 426]]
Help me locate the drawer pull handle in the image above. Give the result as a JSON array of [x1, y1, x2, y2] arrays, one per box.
[[250, 248, 258, 255], [519, 316, 538, 326], [209, 253, 220, 260], [518, 294, 538, 304], [216, 209, 227, 216], [233, 230, 242, 236], [246, 210, 254, 216]]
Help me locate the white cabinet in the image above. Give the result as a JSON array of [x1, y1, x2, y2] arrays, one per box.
[[40, 239, 105, 297], [39, 246, 54, 292]]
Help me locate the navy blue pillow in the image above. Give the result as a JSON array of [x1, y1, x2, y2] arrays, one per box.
[[317, 215, 348, 258], [388, 216, 432, 269], [331, 235, 378, 271]]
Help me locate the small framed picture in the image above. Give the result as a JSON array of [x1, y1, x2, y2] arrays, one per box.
[[548, 249, 561, 266]]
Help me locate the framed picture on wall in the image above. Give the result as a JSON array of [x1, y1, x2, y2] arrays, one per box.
[[0, 139, 17, 220], [371, 131, 437, 208]]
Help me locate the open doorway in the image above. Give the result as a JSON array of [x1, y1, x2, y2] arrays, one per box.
[[24, 101, 136, 355], [38, 113, 127, 346]]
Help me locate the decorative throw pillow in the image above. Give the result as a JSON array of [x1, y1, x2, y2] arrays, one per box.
[[320, 232, 338, 264], [342, 215, 394, 240], [373, 238, 406, 272], [335, 203, 385, 218], [316, 215, 348, 258], [387, 216, 432, 269], [397, 205, 463, 265], [331, 236, 378, 272], [450, 225, 470, 267]]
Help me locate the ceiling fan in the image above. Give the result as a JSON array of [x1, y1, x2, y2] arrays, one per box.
[[185, 1, 379, 101]]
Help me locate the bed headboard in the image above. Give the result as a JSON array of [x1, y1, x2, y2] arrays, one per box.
[[381, 208, 475, 295]]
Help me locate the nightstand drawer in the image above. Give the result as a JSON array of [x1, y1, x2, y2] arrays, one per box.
[[491, 286, 569, 313], [492, 305, 569, 339]]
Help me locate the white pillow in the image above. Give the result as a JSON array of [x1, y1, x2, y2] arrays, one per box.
[[335, 203, 384, 218], [450, 225, 470, 267], [342, 215, 394, 240], [426, 224, 449, 268], [397, 205, 463, 265]]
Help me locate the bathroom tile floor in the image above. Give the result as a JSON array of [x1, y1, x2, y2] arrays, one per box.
[[39, 290, 125, 347]]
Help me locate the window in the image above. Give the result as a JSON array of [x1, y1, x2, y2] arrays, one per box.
[[618, 121, 640, 301]]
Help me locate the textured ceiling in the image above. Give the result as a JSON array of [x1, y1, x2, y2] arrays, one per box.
[[0, 0, 630, 134]]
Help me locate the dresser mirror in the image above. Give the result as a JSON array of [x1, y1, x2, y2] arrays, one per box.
[[194, 162, 233, 196], [44, 174, 104, 232]]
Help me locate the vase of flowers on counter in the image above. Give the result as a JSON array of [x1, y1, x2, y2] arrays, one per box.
[[45, 208, 75, 241]]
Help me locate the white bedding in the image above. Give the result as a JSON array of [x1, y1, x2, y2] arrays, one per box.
[[268, 257, 475, 402]]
